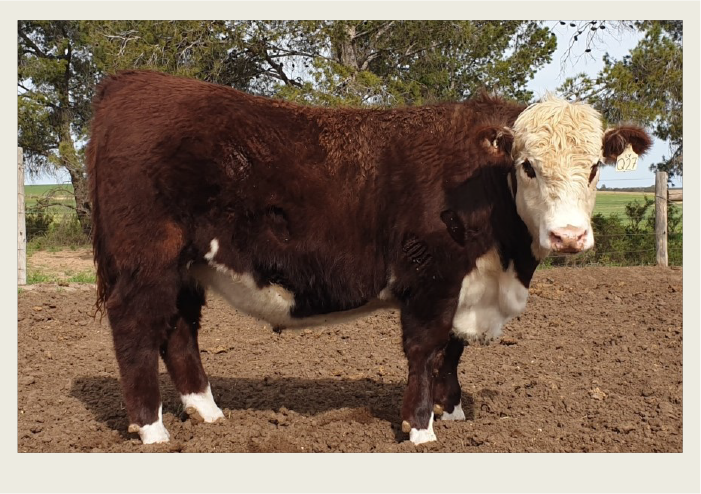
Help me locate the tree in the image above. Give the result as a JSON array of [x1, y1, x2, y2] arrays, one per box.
[[559, 21, 682, 177], [240, 21, 557, 105], [87, 20, 238, 84], [18, 20, 98, 234], [18, 20, 558, 239], [90, 21, 557, 106]]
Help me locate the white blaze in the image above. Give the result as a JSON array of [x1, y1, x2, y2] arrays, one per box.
[[511, 95, 602, 257]]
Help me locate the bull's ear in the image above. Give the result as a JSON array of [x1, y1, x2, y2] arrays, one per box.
[[476, 126, 514, 158], [603, 126, 653, 164]]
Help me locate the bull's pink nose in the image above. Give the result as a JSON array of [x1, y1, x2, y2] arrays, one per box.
[[549, 226, 587, 253]]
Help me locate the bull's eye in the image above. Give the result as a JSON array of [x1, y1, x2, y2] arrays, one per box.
[[522, 160, 536, 179], [589, 161, 601, 184]]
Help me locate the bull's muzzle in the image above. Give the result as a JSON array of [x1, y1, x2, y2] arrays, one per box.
[[549, 226, 589, 253]]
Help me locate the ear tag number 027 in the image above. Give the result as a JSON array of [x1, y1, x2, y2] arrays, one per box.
[[615, 144, 639, 172]]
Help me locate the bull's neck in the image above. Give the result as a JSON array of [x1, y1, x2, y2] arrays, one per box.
[[445, 164, 539, 287]]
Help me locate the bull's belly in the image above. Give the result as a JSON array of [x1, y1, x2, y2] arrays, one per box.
[[451, 249, 529, 345], [190, 264, 396, 329]]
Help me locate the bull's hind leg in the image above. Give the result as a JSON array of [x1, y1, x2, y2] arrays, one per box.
[[106, 275, 180, 444], [432, 336, 466, 421], [400, 311, 451, 445], [161, 282, 224, 423]]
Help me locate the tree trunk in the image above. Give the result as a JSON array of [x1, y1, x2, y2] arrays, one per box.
[[58, 126, 92, 236], [58, 39, 92, 237], [66, 165, 92, 237], [339, 24, 359, 68]]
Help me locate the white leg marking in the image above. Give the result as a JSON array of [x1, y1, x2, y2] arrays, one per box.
[[441, 401, 466, 421], [204, 238, 219, 261], [409, 412, 437, 445], [181, 383, 225, 423], [131, 404, 170, 444]]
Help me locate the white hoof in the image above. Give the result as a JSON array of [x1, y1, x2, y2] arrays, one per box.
[[181, 383, 225, 423], [409, 413, 437, 445], [440, 401, 466, 421], [130, 405, 170, 444]]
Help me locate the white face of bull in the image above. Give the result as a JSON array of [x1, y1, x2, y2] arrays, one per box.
[[509, 96, 605, 258]]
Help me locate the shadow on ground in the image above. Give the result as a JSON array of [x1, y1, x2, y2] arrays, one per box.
[[71, 374, 475, 441]]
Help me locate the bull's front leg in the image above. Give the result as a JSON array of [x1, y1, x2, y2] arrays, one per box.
[[399, 311, 451, 445], [432, 335, 466, 421]]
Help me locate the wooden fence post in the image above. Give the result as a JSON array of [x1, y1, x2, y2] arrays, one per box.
[[655, 171, 668, 267], [18, 147, 26, 285]]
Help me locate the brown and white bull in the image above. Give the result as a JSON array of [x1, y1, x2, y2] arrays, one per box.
[[86, 71, 651, 445]]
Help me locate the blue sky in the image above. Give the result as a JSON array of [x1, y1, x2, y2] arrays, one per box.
[[26, 21, 681, 189]]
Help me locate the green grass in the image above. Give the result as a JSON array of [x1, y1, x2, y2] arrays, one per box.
[[594, 191, 654, 217], [67, 271, 96, 283], [26, 268, 96, 285], [26, 270, 60, 285]]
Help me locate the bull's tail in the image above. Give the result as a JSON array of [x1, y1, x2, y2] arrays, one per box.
[[87, 76, 120, 316], [86, 133, 111, 315]]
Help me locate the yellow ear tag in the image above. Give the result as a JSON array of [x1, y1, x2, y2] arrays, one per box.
[[615, 143, 639, 172]]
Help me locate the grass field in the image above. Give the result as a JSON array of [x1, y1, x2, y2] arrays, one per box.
[[593, 191, 655, 217], [24, 184, 75, 212], [25, 184, 74, 196]]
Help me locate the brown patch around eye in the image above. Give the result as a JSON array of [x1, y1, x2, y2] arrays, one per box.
[[522, 160, 536, 179], [589, 161, 600, 184]]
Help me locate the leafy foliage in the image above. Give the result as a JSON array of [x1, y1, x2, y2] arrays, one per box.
[[18, 21, 99, 234], [90, 20, 557, 106]]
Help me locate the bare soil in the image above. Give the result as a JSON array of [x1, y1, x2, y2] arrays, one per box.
[[27, 248, 94, 282], [18, 265, 683, 453]]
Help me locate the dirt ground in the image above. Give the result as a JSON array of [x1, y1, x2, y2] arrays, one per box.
[[18, 260, 683, 453], [26, 248, 94, 282]]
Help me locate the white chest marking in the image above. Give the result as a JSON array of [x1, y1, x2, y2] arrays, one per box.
[[451, 249, 529, 345]]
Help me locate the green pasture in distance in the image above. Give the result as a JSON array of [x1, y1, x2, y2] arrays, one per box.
[[25, 184, 74, 196], [594, 191, 654, 217], [24, 184, 75, 212]]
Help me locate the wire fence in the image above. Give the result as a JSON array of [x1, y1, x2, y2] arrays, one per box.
[[544, 232, 683, 268]]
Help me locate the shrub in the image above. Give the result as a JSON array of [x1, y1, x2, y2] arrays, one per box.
[[26, 212, 90, 251], [543, 198, 682, 268], [25, 210, 52, 242]]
